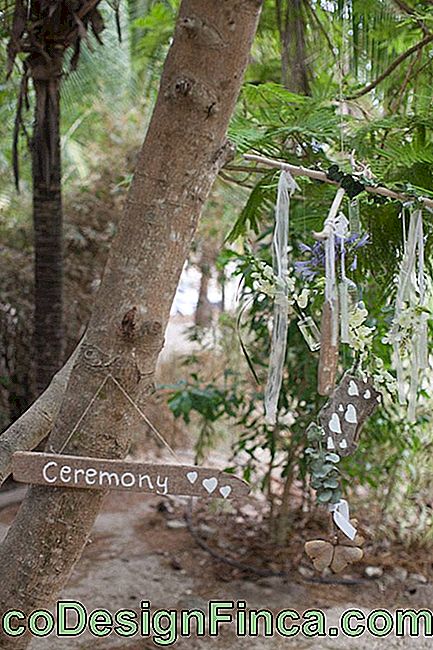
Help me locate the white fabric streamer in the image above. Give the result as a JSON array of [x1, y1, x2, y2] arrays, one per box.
[[315, 188, 346, 346], [392, 208, 427, 420], [329, 499, 357, 541], [264, 169, 299, 425]]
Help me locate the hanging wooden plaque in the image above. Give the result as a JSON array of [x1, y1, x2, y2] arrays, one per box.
[[12, 452, 250, 499], [318, 374, 381, 457]]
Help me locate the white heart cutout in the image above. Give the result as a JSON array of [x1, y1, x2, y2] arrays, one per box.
[[327, 436, 335, 450], [338, 404, 344, 412], [345, 404, 358, 424], [186, 471, 198, 485], [348, 380, 359, 397], [363, 389, 371, 399], [339, 438, 348, 449], [329, 413, 342, 434], [219, 486, 232, 499], [202, 477, 218, 494]]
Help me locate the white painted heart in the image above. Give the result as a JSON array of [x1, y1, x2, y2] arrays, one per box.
[[348, 380, 359, 397], [339, 438, 348, 449], [202, 477, 218, 494], [327, 436, 335, 450], [363, 389, 371, 399], [219, 486, 232, 499], [329, 413, 342, 434], [338, 404, 344, 412], [186, 471, 198, 485], [344, 404, 358, 424]]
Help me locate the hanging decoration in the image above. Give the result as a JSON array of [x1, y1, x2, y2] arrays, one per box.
[[319, 373, 381, 457], [241, 151, 431, 574], [264, 169, 299, 424], [388, 206, 428, 422]]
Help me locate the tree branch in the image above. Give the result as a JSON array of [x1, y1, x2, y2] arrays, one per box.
[[392, 0, 430, 36], [346, 33, 433, 99], [243, 153, 433, 209], [0, 346, 79, 487]]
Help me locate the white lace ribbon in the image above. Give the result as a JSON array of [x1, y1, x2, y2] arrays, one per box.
[[264, 169, 299, 424]]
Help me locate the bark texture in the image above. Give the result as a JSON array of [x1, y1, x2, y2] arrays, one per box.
[[31, 62, 64, 393], [276, 0, 310, 94], [0, 1, 262, 645]]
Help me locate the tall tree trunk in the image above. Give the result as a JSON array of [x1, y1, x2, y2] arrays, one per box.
[[30, 56, 64, 393], [276, 0, 309, 94], [0, 1, 262, 645]]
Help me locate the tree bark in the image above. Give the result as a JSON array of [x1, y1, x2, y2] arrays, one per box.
[[0, 1, 262, 645], [276, 0, 309, 94], [31, 58, 64, 394]]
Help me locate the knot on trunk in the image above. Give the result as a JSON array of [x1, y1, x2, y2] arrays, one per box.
[[179, 15, 225, 48], [119, 307, 163, 345], [165, 76, 219, 116]]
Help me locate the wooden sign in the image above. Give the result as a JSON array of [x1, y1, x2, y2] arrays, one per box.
[[12, 452, 250, 499], [319, 374, 381, 457]]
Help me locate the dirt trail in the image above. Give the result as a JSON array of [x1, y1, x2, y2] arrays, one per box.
[[1, 487, 431, 649]]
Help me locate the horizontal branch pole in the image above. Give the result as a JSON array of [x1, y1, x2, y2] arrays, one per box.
[[0, 346, 79, 487], [243, 153, 433, 209]]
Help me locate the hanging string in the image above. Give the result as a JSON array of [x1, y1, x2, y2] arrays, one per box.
[[54, 372, 180, 462], [264, 169, 299, 424]]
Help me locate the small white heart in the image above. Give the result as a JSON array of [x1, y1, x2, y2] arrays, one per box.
[[363, 389, 371, 399], [329, 413, 342, 434], [327, 436, 335, 450], [219, 486, 232, 499], [186, 471, 198, 485], [202, 477, 218, 494], [339, 438, 348, 449], [348, 380, 359, 397], [338, 404, 344, 412], [345, 404, 358, 424]]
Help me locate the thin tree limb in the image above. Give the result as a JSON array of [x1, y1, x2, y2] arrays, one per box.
[[0, 346, 79, 487], [346, 33, 433, 99], [243, 153, 433, 209]]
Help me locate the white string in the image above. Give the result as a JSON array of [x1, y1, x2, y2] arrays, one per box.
[[56, 375, 111, 454], [108, 374, 180, 462], [55, 372, 179, 462]]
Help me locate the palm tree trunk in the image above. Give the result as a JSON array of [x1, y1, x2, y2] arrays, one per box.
[[31, 60, 64, 394]]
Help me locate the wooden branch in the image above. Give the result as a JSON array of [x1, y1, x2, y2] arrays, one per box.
[[0, 346, 79, 487], [243, 153, 433, 209], [346, 33, 433, 100]]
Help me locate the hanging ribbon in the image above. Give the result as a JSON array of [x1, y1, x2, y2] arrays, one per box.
[[329, 498, 357, 541], [314, 188, 346, 345], [264, 169, 299, 425], [392, 207, 427, 421]]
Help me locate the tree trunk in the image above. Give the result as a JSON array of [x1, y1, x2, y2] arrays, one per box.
[[0, 1, 262, 645], [276, 0, 309, 94], [195, 242, 213, 327], [31, 57, 64, 394]]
